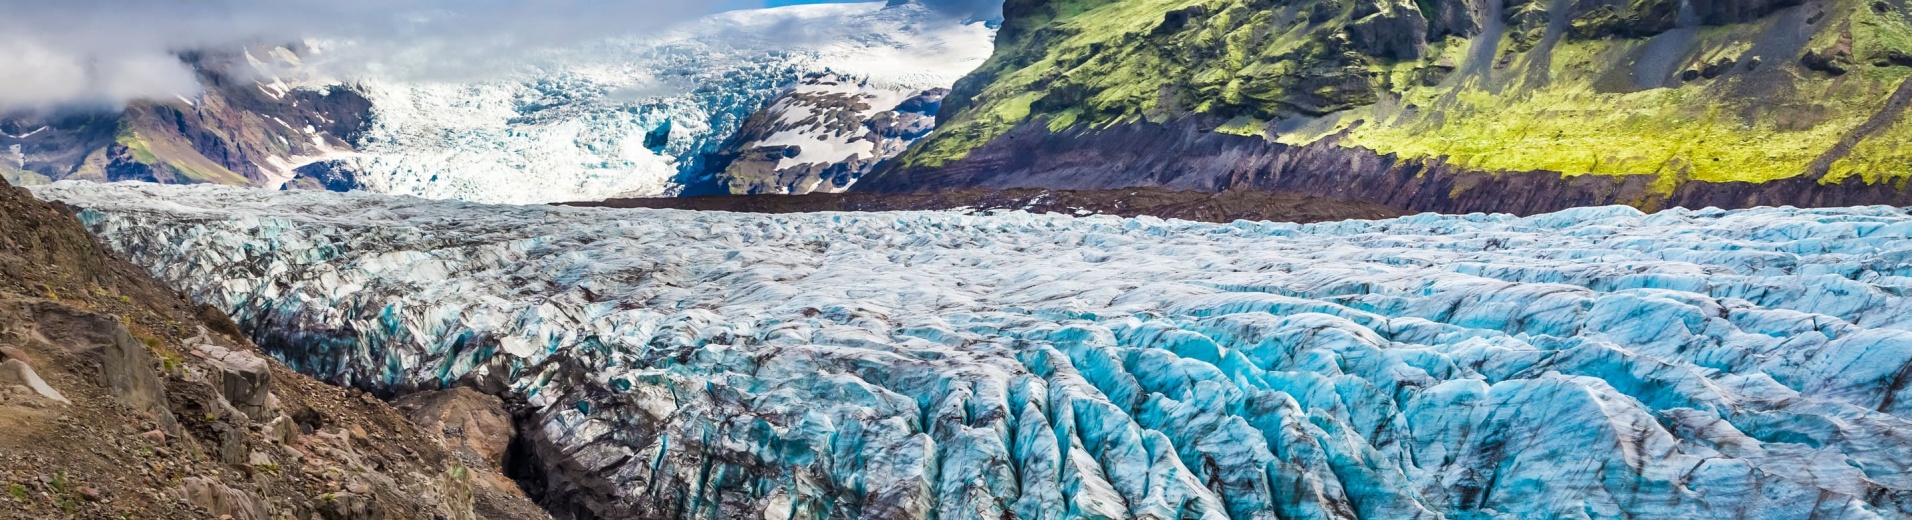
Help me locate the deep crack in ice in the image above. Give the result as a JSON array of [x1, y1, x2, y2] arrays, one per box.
[[32, 182, 1912, 519]]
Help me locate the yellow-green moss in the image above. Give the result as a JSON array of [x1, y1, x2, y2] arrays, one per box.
[[1343, 75, 1900, 184], [116, 128, 250, 185], [906, 0, 1912, 189], [1215, 116, 1268, 137], [1825, 113, 1912, 187]]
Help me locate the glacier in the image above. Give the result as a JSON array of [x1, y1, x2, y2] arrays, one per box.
[[31, 181, 1912, 519], [327, 1, 994, 204]]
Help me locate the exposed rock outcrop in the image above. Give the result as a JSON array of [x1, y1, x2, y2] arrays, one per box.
[[1346, 0, 1429, 60], [193, 342, 275, 421], [1424, 0, 1488, 39], [394, 388, 529, 499], [0, 358, 67, 405]]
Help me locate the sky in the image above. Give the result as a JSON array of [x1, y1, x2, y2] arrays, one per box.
[[0, 0, 1000, 113]]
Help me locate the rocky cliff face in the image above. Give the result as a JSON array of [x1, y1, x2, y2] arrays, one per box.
[[864, 0, 1912, 214], [0, 178, 546, 519], [0, 46, 372, 191]]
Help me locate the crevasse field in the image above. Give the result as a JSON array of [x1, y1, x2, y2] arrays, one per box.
[[33, 182, 1912, 519]]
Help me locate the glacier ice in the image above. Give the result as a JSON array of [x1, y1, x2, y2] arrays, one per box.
[[32, 181, 1912, 519], [330, 1, 994, 204]]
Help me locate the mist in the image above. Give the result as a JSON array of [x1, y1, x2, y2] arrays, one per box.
[[0, 0, 1002, 113]]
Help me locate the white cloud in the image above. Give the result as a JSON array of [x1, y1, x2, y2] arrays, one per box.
[[0, 0, 749, 112], [0, 0, 1002, 112]]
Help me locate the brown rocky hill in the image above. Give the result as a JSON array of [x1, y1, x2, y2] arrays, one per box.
[[0, 178, 547, 520]]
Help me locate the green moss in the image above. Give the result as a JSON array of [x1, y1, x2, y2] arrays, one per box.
[[1215, 116, 1268, 137], [1047, 109, 1084, 132], [116, 127, 250, 185], [1344, 77, 1893, 184], [1825, 111, 1912, 186], [1338, 18, 1912, 186], [906, 0, 1378, 165], [1853, 4, 1912, 64], [905, 0, 1912, 189], [119, 130, 160, 164]]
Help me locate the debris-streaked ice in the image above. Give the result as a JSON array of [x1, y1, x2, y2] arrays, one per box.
[[33, 181, 1912, 519]]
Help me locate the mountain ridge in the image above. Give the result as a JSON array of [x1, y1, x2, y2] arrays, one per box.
[[861, 0, 1912, 213]]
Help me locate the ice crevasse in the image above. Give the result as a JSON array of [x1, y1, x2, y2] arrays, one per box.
[[30, 181, 1912, 519]]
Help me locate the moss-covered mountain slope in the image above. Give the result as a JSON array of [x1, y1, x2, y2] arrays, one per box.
[[866, 0, 1912, 212]]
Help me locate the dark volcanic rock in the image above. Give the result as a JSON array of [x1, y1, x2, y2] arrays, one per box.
[[1346, 0, 1430, 60], [569, 186, 1407, 224], [1425, 0, 1488, 39], [858, 118, 1912, 216]]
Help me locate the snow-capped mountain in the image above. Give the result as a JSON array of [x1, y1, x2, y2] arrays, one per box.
[[697, 72, 949, 195], [37, 181, 1912, 519], [328, 1, 994, 204]]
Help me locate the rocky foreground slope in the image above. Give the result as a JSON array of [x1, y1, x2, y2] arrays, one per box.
[[0, 180, 548, 519], [863, 0, 1912, 214], [35, 181, 1912, 519]]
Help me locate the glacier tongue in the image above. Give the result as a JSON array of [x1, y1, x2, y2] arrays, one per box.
[[331, 1, 994, 204], [33, 181, 1912, 519]]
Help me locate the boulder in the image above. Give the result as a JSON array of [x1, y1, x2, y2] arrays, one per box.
[[1803, 33, 1855, 76], [32, 303, 177, 434], [0, 358, 69, 405], [181, 477, 268, 520], [395, 388, 514, 470], [1346, 0, 1430, 60], [193, 343, 274, 421], [316, 491, 382, 520], [1424, 0, 1487, 40]]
